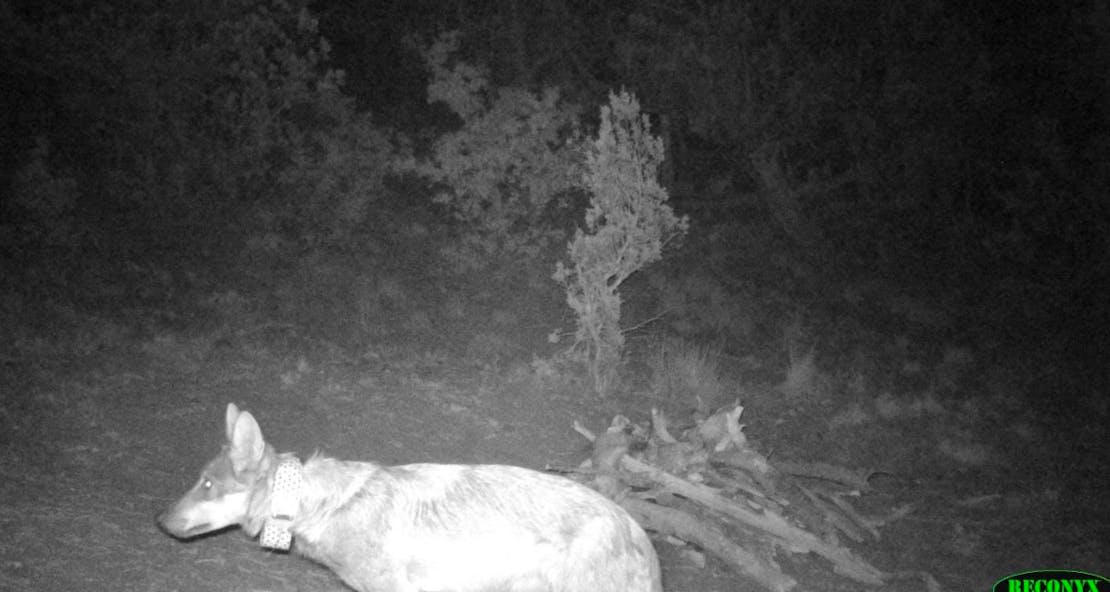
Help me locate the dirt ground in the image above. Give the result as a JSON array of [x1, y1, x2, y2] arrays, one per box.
[[0, 326, 1106, 592]]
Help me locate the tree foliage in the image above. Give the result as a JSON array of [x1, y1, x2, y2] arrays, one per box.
[[368, 1, 1106, 318], [3, 0, 1105, 361], [413, 33, 583, 272], [555, 91, 688, 394], [3, 0, 388, 255]]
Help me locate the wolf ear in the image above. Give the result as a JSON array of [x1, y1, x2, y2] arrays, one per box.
[[227, 407, 267, 473], [225, 403, 241, 442]]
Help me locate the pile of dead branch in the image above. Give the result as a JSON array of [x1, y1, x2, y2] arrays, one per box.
[[564, 402, 940, 592]]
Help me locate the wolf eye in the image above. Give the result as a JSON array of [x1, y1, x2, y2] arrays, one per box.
[[202, 478, 213, 490]]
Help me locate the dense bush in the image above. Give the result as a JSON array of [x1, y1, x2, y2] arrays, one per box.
[[3, 0, 389, 260], [411, 33, 583, 274], [555, 91, 688, 394]]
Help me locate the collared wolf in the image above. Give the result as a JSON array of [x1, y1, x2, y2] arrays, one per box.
[[158, 403, 662, 592]]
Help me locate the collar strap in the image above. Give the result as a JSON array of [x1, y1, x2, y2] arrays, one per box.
[[259, 457, 303, 550]]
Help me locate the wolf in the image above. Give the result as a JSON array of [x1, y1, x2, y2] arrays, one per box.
[[158, 403, 662, 592]]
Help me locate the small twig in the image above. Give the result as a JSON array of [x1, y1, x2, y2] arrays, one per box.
[[572, 420, 596, 442], [620, 308, 675, 334], [774, 460, 872, 491]]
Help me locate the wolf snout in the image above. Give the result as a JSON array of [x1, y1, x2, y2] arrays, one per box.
[[156, 510, 187, 538], [157, 507, 205, 539]]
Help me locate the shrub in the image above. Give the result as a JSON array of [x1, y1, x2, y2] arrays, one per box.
[[555, 90, 689, 395], [413, 33, 584, 272], [649, 337, 724, 411]]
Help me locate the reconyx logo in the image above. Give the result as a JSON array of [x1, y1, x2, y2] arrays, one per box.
[[993, 570, 1109, 592]]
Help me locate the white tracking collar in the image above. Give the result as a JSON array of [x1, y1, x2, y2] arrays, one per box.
[[259, 457, 303, 550]]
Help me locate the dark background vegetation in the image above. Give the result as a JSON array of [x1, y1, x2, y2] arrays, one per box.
[[4, 1, 1106, 387]]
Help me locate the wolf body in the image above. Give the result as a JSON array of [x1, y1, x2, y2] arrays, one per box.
[[159, 403, 662, 592]]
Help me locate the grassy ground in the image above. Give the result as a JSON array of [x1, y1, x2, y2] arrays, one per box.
[[0, 270, 1105, 592]]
